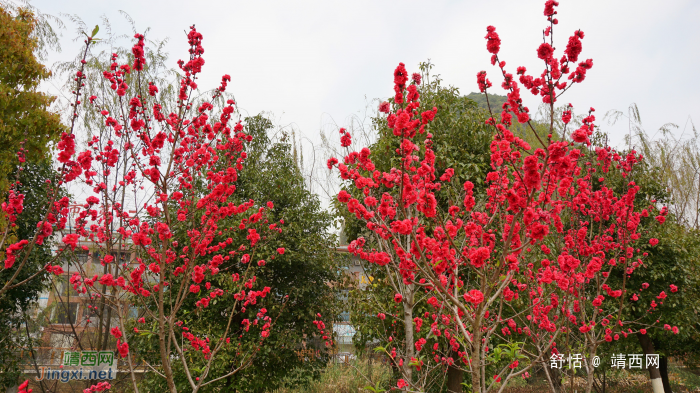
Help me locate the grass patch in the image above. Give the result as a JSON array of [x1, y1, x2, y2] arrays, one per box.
[[274, 358, 393, 393], [274, 359, 700, 392]]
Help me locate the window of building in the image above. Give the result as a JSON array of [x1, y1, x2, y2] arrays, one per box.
[[75, 250, 89, 264], [59, 249, 89, 270], [56, 277, 80, 298], [50, 333, 74, 349], [337, 290, 350, 322], [53, 302, 79, 325]]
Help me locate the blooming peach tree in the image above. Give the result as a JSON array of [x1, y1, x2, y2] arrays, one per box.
[[0, 24, 332, 393], [329, 1, 677, 392]]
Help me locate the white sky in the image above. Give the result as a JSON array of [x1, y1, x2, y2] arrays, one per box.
[[31, 0, 700, 201]]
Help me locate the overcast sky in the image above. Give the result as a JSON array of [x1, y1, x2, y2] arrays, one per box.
[[34, 0, 700, 172]]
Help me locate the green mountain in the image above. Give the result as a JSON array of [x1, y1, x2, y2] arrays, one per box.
[[466, 92, 508, 113]]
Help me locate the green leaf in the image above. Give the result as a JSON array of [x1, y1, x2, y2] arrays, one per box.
[[91, 25, 99, 38]]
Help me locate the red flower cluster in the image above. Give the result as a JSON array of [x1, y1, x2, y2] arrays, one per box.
[[18, 380, 31, 393], [485, 26, 501, 55], [4, 239, 28, 269], [83, 382, 111, 393], [1, 188, 24, 223], [339, 127, 352, 147], [116, 339, 129, 358], [132, 33, 145, 71], [46, 265, 63, 275], [463, 289, 485, 305]]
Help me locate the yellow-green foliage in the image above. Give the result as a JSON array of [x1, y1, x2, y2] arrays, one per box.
[[0, 5, 65, 192]]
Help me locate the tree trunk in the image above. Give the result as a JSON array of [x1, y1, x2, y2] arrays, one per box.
[[447, 349, 463, 392], [470, 329, 482, 393], [602, 365, 607, 393], [368, 353, 373, 385], [585, 360, 595, 393], [543, 366, 563, 393], [659, 356, 672, 393], [551, 368, 563, 393], [159, 319, 177, 393], [583, 345, 599, 393], [637, 332, 664, 393], [402, 286, 415, 390]]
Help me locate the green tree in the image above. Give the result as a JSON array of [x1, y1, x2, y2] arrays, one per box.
[[630, 217, 700, 393], [600, 106, 700, 392], [0, 4, 65, 192], [135, 114, 342, 393]]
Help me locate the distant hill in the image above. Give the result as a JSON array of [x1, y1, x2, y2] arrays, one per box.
[[466, 92, 507, 113]]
